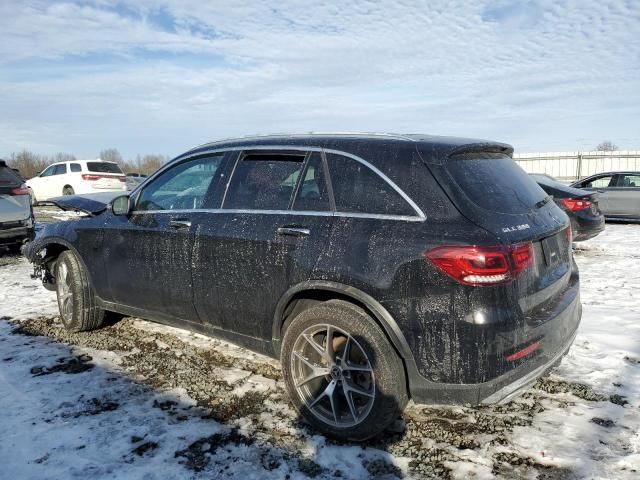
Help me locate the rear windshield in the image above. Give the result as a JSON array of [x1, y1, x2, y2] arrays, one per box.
[[0, 165, 22, 186], [446, 153, 547, 214], [87, 162, 123, 174]]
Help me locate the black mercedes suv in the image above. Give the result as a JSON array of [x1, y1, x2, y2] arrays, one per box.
[[25, 133, 581, 440]]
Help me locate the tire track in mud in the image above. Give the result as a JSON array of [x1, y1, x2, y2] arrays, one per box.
[[7, 315, 622, 479]]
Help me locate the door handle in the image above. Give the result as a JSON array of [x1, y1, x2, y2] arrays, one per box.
[[277, 226, 310, 237], [169, 219, 192, 230]]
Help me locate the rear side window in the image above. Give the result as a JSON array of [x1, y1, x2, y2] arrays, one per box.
[[70, 163, 82, 172], [87, 162, 123, 174], [326, 153, 415, 216], [616, 175, 640, 188], [292, 153, 330, 211], [446, 153, 546, 214], [223, 153, 305, 210]]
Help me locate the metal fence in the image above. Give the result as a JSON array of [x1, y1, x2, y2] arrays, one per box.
[[513, 151, 640, 182]]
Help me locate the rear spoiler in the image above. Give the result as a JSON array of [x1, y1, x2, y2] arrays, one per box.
[[447, 143, 514, 158]]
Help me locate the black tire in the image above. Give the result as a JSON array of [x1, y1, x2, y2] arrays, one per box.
[[281, 299, 408, 441], [63, 186, 75, 195], [55, 250, 104, 332]]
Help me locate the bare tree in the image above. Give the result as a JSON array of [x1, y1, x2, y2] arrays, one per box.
[[99, 148, 124, 166], [7, 150, 50, 179], [52, 152, 76, 163], [6, 148, 168, 178], [595, 141, 618, 151], [138, 154, 166, 176]]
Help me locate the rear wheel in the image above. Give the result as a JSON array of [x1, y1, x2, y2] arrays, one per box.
[[281, 299, 408, 440], [55, 250, 104, 332], [63, 186, 75, 195]]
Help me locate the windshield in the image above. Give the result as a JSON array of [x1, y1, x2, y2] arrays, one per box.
[[446, 153, 547, 214], [87, 162, 123, 174]]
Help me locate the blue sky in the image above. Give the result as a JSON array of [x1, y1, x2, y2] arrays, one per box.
[[0, 0, 638, 159]]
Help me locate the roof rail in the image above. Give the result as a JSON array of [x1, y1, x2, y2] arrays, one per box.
[[189, 132, 415, 151]]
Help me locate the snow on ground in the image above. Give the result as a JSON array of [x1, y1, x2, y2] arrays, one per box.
[[1, 222, 639, 479]]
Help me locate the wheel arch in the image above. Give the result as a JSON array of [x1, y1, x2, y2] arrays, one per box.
[[30, 238, 94, 290], [272, 281, 414, 364]]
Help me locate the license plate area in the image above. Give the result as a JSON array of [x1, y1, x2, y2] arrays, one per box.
[[541, 235, 561, 266]]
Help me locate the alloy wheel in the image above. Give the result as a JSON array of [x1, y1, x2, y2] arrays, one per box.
[[57, 262, 73, 322], [291, 324, 375, 428]]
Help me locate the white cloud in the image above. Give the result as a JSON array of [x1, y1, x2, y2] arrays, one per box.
[[0, 0, 638, 158]]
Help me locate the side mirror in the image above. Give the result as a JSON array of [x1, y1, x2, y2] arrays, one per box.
[[111, 195, 132, 216], [35, 171, 41, 176]]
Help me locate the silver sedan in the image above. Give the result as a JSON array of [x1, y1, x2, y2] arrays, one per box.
[[571, 171, 640, 221]]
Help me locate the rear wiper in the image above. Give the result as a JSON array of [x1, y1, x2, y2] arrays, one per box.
[[535, 195, 552, 209]]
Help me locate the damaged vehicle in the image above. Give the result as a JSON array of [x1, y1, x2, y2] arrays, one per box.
[[25, 133, 581, 440], [0, 159, 34, 252]]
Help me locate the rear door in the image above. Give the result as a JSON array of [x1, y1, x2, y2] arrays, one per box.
[[607, 174, 640, 217], [191, 149, 335, 341], [102, 153, 227, 321]]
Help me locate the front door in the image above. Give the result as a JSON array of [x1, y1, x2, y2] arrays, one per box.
[[577, 174, 616, 215], [103, 153, 227, 322], [192, 150, 335, 341]]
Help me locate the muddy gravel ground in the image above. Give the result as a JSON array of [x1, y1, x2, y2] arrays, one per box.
[[6, 312, 604, 479], [1, 213, 639, 478]]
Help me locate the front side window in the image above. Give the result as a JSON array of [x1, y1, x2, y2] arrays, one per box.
[[136, 155, 224, 211], [70, 163, 82, 173], [584, 175, 614, 189], [326, 153, 415, 216], [617, 174, 640, 188], [39, 165, 55, 177], [223, 153, 305, 210], [53, 164, 67, 175]]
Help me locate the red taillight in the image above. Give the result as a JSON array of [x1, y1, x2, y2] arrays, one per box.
[[81, 174, 102, 181], [425, 243, 534, 286], [559, 198, 591, 212], [118, 176, 126, 182], [10, 184, 29, 196], [506, 341, 540, 361]]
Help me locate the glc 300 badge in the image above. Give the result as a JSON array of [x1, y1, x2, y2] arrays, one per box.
[[502, 224, 531, 233]]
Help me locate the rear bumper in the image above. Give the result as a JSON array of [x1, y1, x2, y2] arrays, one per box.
[[407, 292, 581, 405], [572, 213, 605, 242], [0, 225, 30, 243]]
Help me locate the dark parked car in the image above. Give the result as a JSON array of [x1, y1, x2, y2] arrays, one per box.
[[529, 173, 605, 241], [125, 172, 148, 190], [571, 171, 640, 221], [25, 134, 580, 439], [0, 159, 34, 251]]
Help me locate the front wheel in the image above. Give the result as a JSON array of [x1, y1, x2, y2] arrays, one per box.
[[55, 250, 104, 332], [281, 299, 408, 440]]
